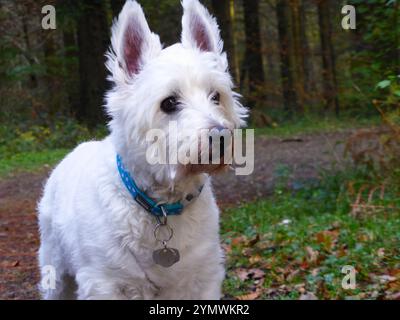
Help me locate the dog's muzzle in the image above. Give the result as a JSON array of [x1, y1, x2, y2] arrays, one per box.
[[208, 125, 228, 160], [186, 126, 232, 175]]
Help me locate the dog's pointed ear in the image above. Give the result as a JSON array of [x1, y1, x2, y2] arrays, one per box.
[[181, 0, 223, 54], [106, 0, 161, 83]]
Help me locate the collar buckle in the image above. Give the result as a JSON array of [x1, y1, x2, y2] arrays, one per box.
[[134, 194, 152, 212]]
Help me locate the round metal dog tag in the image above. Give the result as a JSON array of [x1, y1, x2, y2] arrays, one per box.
[[153, 247, 180, 268]]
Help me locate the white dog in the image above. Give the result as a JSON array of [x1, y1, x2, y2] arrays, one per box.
[[38, 0, 246, 300]]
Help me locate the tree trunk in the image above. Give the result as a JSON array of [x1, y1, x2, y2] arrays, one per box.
[[77, 0, 109, 127], [300, 1, 313, 96], [63, 25, 79, 117], [43, 30, 59, 116], [317, 0, 339, 116], [290, 0, 305, 112], [276, 0, 298, 116], [110, 0, 125, 18], [211, 0, 238, 82], [22, 15, 37, 89], [242, 0, 264, 108]]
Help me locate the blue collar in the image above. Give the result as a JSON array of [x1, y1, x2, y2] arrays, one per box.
[[117, 155, 202, 217]]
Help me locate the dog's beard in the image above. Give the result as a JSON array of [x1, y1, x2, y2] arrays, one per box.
[[182, 137, 234, 175], [180, 146, 232, 175], [185, 161, 229, 175]]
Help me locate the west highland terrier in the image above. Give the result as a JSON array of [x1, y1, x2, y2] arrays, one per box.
[[38, 0, 247, 299]]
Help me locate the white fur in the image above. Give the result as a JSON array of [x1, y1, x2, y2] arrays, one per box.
[[38, 0, 247, 300]]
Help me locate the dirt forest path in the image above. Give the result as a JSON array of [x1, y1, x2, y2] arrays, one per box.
[[0, 130, 354, 299]]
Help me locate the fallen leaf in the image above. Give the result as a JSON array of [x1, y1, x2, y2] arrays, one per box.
[[387, 292, 400, 300], [250, 268, 265, 280], [236, 290, 261, 300], [275, 267, 286, 276], [241, 247, 252, 257], [315, 230, 339, 251], [253, 278, 264, 286], [286, 269, 300, 281], [234, 268, 265, 282], [249, 254, 262, 265], [264, 288, 279, 296], [305, 246, 319, 263], [235, 268, 250, 281], [299, 292, 318, 300], [389, 269, 400, 278], [311, 268, 320, 277], [317, 280, 330, 299], [332, 221, 341, 229], [294, 283, 306, 293], [231, 236, 246, 246], [377, 248, 385, 257], [379, 275, 397, 283], [221, 243, 232, 255], [246, 234, 260, 247], [300, 258, 309, 270], [387, 280, 400, 291], [337, 245, 348, 258]]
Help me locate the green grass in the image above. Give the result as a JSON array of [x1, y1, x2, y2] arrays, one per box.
[[0, 118, 107, 178], [254, 115, 381, 137], [0, 149, 69, 177], [221, 175, 400, 300]]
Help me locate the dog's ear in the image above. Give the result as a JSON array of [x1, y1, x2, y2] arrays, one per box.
[[181, 0, 223, 54], [106, 0, 161, 83]]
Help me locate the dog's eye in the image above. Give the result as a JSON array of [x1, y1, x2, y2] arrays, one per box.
[[211, 92, 220, 105], [160, 96, 178, 114]]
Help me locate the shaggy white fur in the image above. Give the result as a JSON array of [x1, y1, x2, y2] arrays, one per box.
[[38, 0, 247, 300]]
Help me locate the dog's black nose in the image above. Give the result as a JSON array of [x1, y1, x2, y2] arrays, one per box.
[[209, 126, 228, 159]]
